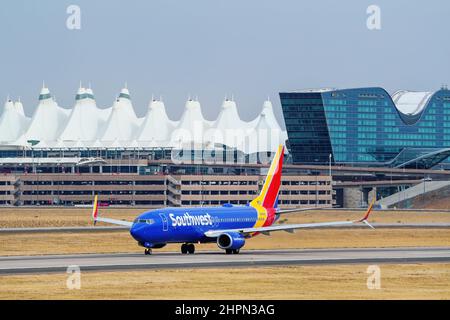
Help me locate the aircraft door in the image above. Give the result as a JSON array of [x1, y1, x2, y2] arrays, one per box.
[[159, 213, 168, 231]]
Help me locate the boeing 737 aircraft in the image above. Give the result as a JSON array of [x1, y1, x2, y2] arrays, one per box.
[[92, 145, 375, 255]]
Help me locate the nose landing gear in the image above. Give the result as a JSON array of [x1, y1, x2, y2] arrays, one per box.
[[144, 248, 152, 255], [181, 243, 195, 254]]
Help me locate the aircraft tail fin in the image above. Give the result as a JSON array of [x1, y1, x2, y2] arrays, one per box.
[[251, 145, 285, 209]]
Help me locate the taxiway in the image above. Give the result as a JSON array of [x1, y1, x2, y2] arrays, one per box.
[[1, 247, 449, 274]]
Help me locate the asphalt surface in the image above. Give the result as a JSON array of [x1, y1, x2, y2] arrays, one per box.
[[2, 223, 450, 234], [1, 247, 449, 274]]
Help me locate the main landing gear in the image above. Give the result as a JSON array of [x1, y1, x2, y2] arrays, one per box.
[[181, 243, 195, 254], [225, 249, 240, 254], [144, 248, 152, 255]]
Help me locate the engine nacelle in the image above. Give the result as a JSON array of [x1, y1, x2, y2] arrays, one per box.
[[217, 232, 246, 250]]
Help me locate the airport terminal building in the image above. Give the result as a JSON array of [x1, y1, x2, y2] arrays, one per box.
[[280, 87, 450, 169], [2, 85, 450, 207], [0, 85, 332, 207]]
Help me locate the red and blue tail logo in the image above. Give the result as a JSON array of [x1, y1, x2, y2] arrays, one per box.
[[251, 144, 284, 209], [250, 145, 284, 229]]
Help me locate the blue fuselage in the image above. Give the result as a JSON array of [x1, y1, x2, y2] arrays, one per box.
[[129, 205, 270, 248]]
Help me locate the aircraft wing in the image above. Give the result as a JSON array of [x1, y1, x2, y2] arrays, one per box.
[[91, 195, 133, 228], [276, 206, 332, 214], [205, 200, 375, 237]]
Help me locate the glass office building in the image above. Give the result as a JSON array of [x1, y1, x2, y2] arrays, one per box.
[[280, 87, 450, 168]]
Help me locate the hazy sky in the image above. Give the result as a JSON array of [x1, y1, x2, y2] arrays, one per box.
[[0, 0, 449, 123]]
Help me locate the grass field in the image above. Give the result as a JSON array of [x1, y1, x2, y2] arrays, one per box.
[[1, 228, 449, 256], [1, 207, 450, 228], [1, 263, 449, 299], [0, 207, 142, 228], [1, 208, 449, 300]]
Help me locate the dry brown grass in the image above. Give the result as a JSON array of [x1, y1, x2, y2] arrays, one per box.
[[0, 228, 449, 256], [0, 208, 140, 228], [1, 263, 449, 299], [1, 209, 448, 300], [1, 207, 449, 228]]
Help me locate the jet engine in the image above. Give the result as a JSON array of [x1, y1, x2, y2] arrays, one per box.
[[217, 232, 245, 250]]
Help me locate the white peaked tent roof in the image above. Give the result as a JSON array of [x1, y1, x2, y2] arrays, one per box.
[[87, 139, 103, 149], [137, 99, 177, 144], [8, 133, 31, 148], [15, 100, 25, 116], [125, 139, 142, 149], [240, 112, 283, 154], [34, 140, 50, 149], [252, 100, 288, 145], [63, 139, 87, 150], [52, 139, 68, 150], [100, 87, 140, 142], [171, 99, 212, 144], [142, 139, 162, 148], [88, 88, 112, 123], [0, 98, 30, 143], [260, 100, 282, 131], [59, 87, 111, 142], [108, 138, 124, 149], [74, 139, 87, 149], [391, 90, 434, 115], [0, 84, 288, 154], [214, 99, 248, 130], [204, 99, 249, 148], [248, 100, 281, 128], [24, 87, 71, 142]]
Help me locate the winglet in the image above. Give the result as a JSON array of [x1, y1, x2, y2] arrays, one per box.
[[356, 198, 376, 228], [92, 194, 99, 226]]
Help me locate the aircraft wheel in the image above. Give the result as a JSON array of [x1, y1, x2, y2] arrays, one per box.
[[232, 249, 240, 254], [181, 244, 188, 254], [225, 249, 233, 255], [144, 248, 152, 255], [187, 244, 195, 254]]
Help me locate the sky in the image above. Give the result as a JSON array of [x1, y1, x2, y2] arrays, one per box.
[[0, 0, 449, 124]]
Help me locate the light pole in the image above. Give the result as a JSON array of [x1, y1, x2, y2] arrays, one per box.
[[329, 153, 332, 207], [423, 176, 426, 199], [329, 153, 332, 182], [315, 175, 318, 207]]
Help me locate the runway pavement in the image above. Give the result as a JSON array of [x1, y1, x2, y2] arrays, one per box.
[[1, 247, 449, 274]]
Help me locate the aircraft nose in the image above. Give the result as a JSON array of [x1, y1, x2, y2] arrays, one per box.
[[130, 223, 145, 242]]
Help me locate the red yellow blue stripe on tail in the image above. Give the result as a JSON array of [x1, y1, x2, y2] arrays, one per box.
[[250, 145, 285, 230], [251, 144, 284, 210]]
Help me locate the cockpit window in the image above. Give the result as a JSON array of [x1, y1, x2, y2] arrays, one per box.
[[134, 218, 155, 225]]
